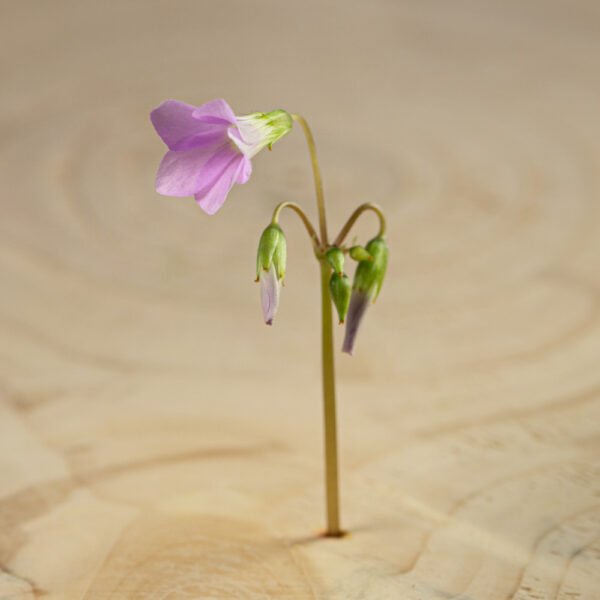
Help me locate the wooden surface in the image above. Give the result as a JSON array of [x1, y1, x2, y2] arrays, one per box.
[[2, 1, 600, 598]]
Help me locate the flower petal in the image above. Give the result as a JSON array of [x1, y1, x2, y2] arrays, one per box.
[[151, 100, 229, 151], [227, 123, 262, 159], [236, 116, 267, 147], [236, 155, 252, 184], [170, 129, 228, 152], [192, 99, 237, 126], [341, 290, 370, 355], [194, 154, 245, 214], [155, 143, 235, 197], [260, 264, 281, 325]]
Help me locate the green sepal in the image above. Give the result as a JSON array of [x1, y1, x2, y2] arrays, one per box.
[[273, 227, 287, 281], [326, 247, 345, 276], [236, 110, 293, 155], [256, 224, 284, 280], [352, 236, 388, 300], [264, 110, 294, 136], [329, 272, 352, 324], [349, 245, 372, 262]]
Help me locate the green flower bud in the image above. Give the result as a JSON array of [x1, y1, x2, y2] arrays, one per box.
[[256, 224, 285, 281], [329, 272, 352, 324], [326, 247, 345, 276], [348, 245, 373, 262], [352, 236, 388, 300]]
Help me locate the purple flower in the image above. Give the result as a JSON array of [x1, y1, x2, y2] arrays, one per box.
[[150, 99, 293, 214]]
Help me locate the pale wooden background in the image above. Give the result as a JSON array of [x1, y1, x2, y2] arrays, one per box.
[[2, 1, 600, 598]]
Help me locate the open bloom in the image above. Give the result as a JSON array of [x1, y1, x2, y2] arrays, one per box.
[[150, 99, 293, 214]]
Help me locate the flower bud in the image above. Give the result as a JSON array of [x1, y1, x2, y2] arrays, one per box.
[[348, 245, 372, 262], [352, 237, 387, 300], [329, 272, 352, 324], [326, 247, 345, 277], [342, 236, 388, 355], [256, 224, 287, 325]]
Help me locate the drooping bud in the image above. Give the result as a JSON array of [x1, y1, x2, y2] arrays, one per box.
[[349, 245, 373, 262], [329, 272, 352, 324], [256, 224, 287, 325], [342, 236, 388, 355], [326, 247, 345, 277]]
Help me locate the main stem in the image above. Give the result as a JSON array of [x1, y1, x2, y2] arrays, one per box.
[[319, 258, 341, 536], [292, 113, 342, 536]]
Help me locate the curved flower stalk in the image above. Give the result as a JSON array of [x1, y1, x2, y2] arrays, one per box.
[[151, 99, 292, 214]]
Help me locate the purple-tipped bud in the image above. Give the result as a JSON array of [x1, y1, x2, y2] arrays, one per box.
[[256, 224, 286, 325], [342, 236, 388, 355]]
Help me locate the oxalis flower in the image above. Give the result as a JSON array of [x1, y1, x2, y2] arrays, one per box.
[[150, 99, 293, 214]]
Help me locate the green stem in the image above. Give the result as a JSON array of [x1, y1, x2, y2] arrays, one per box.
[[293, 113, 342, 537], [271, 201, 320, 250], [319, 258, 341, 536], [290, 114, 328, 248], [333, 202, 387, 247]]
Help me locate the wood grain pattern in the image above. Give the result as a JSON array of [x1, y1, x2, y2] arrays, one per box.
[[2, 1, 600, 598]]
